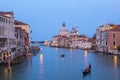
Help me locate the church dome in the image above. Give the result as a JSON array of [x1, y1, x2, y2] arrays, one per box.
[[59, 22, 69, 36]]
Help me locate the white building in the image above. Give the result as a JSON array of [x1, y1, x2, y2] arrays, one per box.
[[70, 27, 79, 36], [96, 24, 116, 52], [58, 22, 69, 36], [43, 39, 51, 46], [51, 35, 59, 47], [52, 22, 69, 47], [52, 22, 93, 49], [0, 12, 16, 62], [70, 40, 92, 49]]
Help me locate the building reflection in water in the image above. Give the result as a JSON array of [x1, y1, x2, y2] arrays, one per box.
[[112, 55, 119, 78], [113, 55, 118, 68], [84, 50, 88, 58], [84, 50, 88, 65], [69, 48, 73, 63], [4, 66, 12, 80], [39, 53, 44, 80], [40, 53, 43, 64], [26, 56, 32, 66], [55, 48, 58, 52], [70, 48, 72, 53], [55, 48, 59, 61]]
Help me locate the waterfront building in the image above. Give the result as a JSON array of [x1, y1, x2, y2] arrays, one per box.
[[69, 35, 92, 49], [15, 27, 26, 57], [96, 24, 120, 54], [15, 20, 30, 56], [15, 20, 30, 47], [51, 35, 59, 47], [15, 20, 30, 34], [72, 40, 92, 49], [88, 38, 96, 50], [52, 35, 68, 47], [98, 24, 116, 32], [58, 35, 68, 47], [68, 27, 79, 48], [58, 22, 69, 36], [43, 39, 51, 46], [70, 27, 79, 36], [52, 22, 69, 47], [0, 12, 16, 62], [51, 22, 92, 49], [107, 26, 120, 54], [96, 24, 116, 52], [0, 11, 31, 63], [58, 22, 69, 47]]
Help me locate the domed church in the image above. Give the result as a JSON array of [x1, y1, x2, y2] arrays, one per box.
[[58, 22, 69, 36]]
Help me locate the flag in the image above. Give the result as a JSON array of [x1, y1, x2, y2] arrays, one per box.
[[31, 30, 32, 33]]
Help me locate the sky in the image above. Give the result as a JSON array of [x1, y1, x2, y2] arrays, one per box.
[[0, 0, 120, 41]]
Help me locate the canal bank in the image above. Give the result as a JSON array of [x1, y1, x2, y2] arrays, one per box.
[[0, 46, 41, 67]]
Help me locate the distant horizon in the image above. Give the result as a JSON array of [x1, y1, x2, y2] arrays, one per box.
[[0, 0, 120, 41]]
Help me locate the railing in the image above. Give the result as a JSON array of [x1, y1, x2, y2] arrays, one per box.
[[0, 43, 5, 48], [0, 42, 16, 50]]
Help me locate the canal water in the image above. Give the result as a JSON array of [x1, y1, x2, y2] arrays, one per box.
[[0, 46, 120, 80]]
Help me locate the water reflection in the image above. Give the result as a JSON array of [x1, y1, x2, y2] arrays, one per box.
[[69, 48, 72, 53], [55, 47, 58, 52], [0, 46, 120, 80], [54, 48, 59, 62], [40, 53, 43, 64], [84, 50, 88, 58], [39, 52, 44, 80], [84, 50, 88, 66], [4, 66, 12, 80], [113, 55, 118, 68], [26, 56, 32, 66], [69, 48, 73, 63]]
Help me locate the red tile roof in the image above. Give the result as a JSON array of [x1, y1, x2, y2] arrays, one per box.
[[0, 11, 13, 18], [0, 11, 14, 15], [15, 20, 29, 25]]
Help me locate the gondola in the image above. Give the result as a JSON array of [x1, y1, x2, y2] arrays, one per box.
[[61, 54, 65, 57], [82, 64, 91, 75]]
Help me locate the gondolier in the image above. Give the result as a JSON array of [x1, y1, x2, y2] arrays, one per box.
[[83, 64, 91, 75]]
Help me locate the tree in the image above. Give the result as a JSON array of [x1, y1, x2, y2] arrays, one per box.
[[117, 46, 120, 52], [92, 33, 96, 39]]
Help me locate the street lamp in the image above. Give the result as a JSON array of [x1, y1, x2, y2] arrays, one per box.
[[114, 45, 117, 49]]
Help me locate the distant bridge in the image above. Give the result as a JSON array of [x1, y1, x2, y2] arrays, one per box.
[[30, 41, 44, 46]]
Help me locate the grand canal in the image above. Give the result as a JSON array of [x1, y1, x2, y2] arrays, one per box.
[[0, 46, 120, 80]]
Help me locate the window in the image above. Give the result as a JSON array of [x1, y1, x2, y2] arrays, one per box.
[[113, 33, 115, 38], [106, 41, 107, 45], [9, 20, 11, 24], [2, 18, 5, 22], [0, 26, 5, 35], [15, 33, 18, 39], [100, 41, 102, 45], [6, 19, 7, 23], [0, 17, 2, 21], [113, 41, 115, 46]]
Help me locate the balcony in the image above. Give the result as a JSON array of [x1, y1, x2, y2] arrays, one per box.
[[0, 43, 7, 50], [0, 35, 8, 38]]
